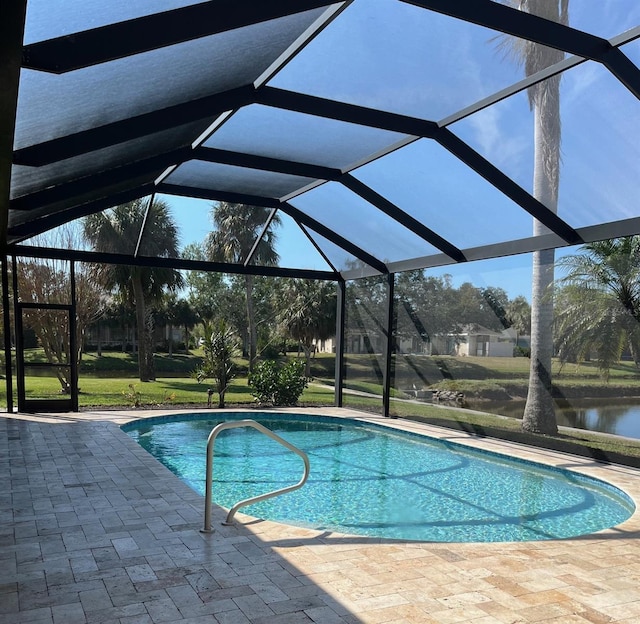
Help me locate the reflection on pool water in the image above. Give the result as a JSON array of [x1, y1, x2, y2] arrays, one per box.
[[123, 413, 634, 543]]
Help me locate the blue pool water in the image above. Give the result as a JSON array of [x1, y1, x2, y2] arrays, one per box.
[[123, 413, 635, 542]]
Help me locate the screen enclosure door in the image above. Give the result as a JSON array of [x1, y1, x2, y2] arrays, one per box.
[[15, 302, 78, 412]]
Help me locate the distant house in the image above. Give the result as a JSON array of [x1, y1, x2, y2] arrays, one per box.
[[437, 325, 517, 357], [394, 325, 519, 357], [315, 325, 522, 357]]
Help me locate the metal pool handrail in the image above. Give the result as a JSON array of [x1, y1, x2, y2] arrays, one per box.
[[201, 419, 310, 532]]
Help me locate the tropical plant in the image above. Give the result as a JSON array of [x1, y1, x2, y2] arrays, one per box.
[[192, 320, 240, 408], [82, 197, 183, 382], [554, 237, 640, 379], [205, 202, 280, 371], [500, 0, 569, 434], [248, 359, 309, 406], [277, 279, 337, 376], [122, 383, 143, 408]]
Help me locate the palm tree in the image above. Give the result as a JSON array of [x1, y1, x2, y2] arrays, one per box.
[[205, 202, 280, 370], [554, 237, 640, 379], [501, 0, 569, 434], [83, 198, 183, 381], [277, 279, 337, 376]]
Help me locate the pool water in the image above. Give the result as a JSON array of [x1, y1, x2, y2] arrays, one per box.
[[123, 413, 635, 542]]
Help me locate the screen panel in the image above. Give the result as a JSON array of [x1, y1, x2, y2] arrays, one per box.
[[290, 182, 441, 264], [165, 161, 317, 199], [246, 211, 334, 271], [204, 104, 408, 170], [16, 9, 328, 149], [24, 0, 210, 44], [271, 0, 571, 121], [353, 138, 538, 249], [11, 120, 211, 201], [343, 276, 389, 415], [452, 60, 640, 232]]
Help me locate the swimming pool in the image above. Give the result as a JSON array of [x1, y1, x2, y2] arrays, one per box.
[[123, 412, 635, 542]]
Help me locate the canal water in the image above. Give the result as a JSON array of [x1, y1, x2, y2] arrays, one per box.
[[467, 399, 640, 440]]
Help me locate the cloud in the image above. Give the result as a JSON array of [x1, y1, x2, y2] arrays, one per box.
[[461, 101, 532, 188]]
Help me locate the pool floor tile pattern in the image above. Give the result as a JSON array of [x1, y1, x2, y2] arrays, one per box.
[[3, 410, 640, 623]]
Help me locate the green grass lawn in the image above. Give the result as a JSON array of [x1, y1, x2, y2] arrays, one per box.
[[1, 375, 337, 409], [6, 349, 640, 462], [7, 349, 640, 400], [4, 350, 640, 465], [7, 349, 640, 407], [339, 354, 640, 401]]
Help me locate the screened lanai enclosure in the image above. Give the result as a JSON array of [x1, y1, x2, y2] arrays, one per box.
[[1, 1, 640, 417]]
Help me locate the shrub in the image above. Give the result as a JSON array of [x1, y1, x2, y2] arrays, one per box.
[[248, 359, 309, 406], [191, 320, 239, 408], [259, 342, 283, 360], [514, 346, 531, 358]]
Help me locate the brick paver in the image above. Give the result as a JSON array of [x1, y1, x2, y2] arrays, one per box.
[[3, 408, 640, 623]]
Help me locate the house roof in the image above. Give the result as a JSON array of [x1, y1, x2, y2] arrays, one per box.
[[458, 325, 507, 337], [3, 1, 640, 279]]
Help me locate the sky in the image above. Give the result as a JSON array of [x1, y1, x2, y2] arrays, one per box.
[[150, 1, 639, 304], [165, 193, 583, 302], [26, 1, 639, 304]]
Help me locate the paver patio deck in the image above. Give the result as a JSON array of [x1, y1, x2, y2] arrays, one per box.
[[3, 407, 640, 623]]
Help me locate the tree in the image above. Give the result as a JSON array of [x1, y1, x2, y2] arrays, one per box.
[[394, 271, 460, 352], [277, 279, 337, 376], [554, 237, 640, 379], [455, 283, 510, 331], [505, 295, 532, 350], [154, 293, 196, 356], [154, 293, 176, 356], [479, 287, 511, 330], [83, 198, 183, 381], [192, 320, 240, 408], [17, 261, 81, 392], [182, 242, 227, 323], [97, 294, 136, 354], [502, 0, 569, 435], [205, 202, 280, 370], [173, 298, 199, 354]]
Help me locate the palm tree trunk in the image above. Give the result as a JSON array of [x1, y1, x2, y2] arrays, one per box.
[[303, 345, 312, 377], [522, 246, 556, 433], [144, 307, 155, 381], [625, 319, 640, 369], [131, 274, 154, 382], [245, 274, 257, 371], [522, 75, 561, 435]]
